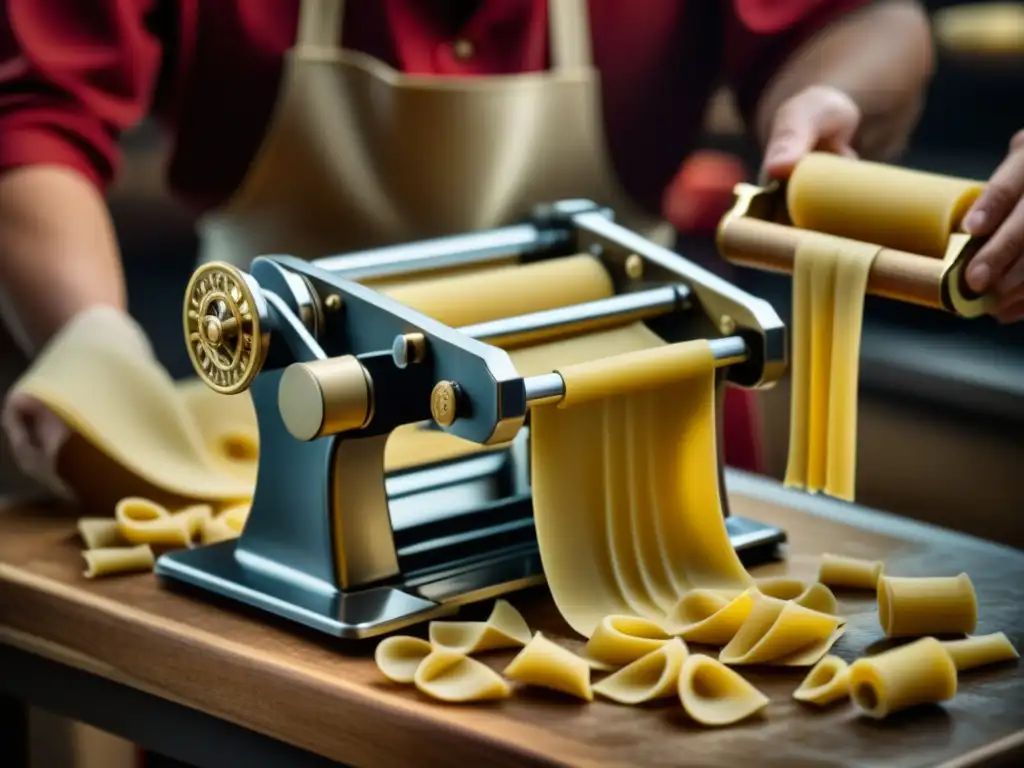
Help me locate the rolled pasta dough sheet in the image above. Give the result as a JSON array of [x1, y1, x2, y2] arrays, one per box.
[[941, 632, 1019, 672], [677, 654, 769, 726], [593, 638, 689, 705], [849, 637, 957, 719], [530, 335, 751, 638], [877, 573, 978, 638]]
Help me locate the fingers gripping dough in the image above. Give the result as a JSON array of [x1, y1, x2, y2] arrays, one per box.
[[583, 615, 673, 667], [503, 633, 593, 701], [877, 573, 978, 638], [849, 637, 958, 719], [593, 638, 689, 705], [678, 654, 769, 726], [82, 544, 156, 578], [375, 636, 435, 684], [942, 633, 1019, 672], [530, 335, 751, 637], [428, 600, 531, 654], [793, 655, 850, 707], [719, 594, 842, 667], [414, 650, 512, 703], [818, 553, 884, 591]]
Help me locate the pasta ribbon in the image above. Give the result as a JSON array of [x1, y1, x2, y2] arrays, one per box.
[[583, 615, 673, 668], [667, 589, 756, 646], [593, 638, 688, 705], [414, 650, 511, 703], [677, 654, 769, 726], [503, 633, 593, 701], [375, 636, 434, 684], [82, 544, 155, 579], [793, 655, 850, 707], [719, 594, 841, 667], [942, 633, 1019, 672]]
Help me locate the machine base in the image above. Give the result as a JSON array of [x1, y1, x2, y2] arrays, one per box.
[[156, 443, 786, 639]]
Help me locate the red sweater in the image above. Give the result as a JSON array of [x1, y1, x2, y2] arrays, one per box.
[[0, 0, 869, 216]]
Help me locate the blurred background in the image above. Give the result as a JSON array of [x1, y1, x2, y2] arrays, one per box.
[[1, 0, 1022, 552]]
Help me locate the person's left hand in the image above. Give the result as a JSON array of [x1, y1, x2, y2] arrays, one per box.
[[963, 129, 1024, 323], [760, 85, 862, 180]]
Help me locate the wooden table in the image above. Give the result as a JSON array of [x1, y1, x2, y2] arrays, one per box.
[[1, 471, 1021, 768]]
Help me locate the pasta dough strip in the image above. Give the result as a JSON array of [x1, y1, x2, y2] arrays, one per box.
[[877, 573, 978, 638], [503, 633, 594, 701], [413, 650, 512, 703], [793, 655, 850, 707], [849, 637, 957, 719], [428, 599, 531, 654], [678, 654, 769, 726], [593, 638, 689, 705], [375, 636, 434, 684], [942, 633, 1019, 671], [82, 544, 156, 579], [531, 336, 752, 637], [818, 553, 884, 590]]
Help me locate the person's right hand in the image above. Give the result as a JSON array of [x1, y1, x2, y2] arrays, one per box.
[[1, 389, 74, 499]]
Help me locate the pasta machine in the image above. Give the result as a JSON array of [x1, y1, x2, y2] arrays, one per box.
[[156, 200, 787, 638]]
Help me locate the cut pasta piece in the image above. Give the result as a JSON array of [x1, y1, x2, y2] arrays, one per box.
[[200, 517, 240, 545], [219, 503, 250, 532], [942, 633, 1019, 672], [413, 650, 511, 703], [818, 553, 883, 590], [849, 637, 957, 719], [793, 655, 850, 706], [678, 654, 769, 726], [754, 577, 807, 600], [773, 626, 847, 668], [114, 497, 193, 548], [719, 594, 840, 666], [503, 633, 593, 701], [667, 589, 756, 646], [172, 504, 213, 540], [793, 583, 840, 618], [82, 544, 155, 578], [375, 636, 434, 684], [583, 615, 673, 667], [77, 517, 123, 549], [593, 638, 689, 705], [877, 573, 978, 638], [428, 600, 531, 654]]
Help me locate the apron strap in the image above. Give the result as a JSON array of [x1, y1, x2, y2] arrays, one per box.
[[296, 0, 345, 52], [548, 0, 593, 70]]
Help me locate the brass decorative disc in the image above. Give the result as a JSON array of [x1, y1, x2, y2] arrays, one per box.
[[183, 262, 269, 394]]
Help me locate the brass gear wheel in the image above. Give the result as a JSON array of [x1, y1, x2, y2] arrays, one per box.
[[183, 262, 269, 394]]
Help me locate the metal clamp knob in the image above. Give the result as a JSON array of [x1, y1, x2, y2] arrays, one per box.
[[278, 357, 374, 441]]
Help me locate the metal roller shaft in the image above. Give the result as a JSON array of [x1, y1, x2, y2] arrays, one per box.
[[521, 335, 748, 407], [718, 217, 946, 310]]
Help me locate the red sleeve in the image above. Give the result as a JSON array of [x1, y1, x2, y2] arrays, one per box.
[[0, 0, 162, 189], [722, 0, 876, 126]]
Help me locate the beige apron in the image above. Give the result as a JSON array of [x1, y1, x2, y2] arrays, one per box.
[[198, 0, 671, 267]]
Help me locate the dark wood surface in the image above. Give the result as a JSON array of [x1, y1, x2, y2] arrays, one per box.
[[0, 473, 1021, 768]]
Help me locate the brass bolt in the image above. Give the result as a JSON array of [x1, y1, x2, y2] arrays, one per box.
[[430, 381, 461, 427], [719, 314, 736, 336], [392, 332, 427, 369], [624, 253, 644, 280], [324, 294, 342, 312]]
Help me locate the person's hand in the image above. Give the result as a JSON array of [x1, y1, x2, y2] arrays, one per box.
[[963, 129, 1024, 323], [1, 389, 74, 499], [761, 85, 862, 180]]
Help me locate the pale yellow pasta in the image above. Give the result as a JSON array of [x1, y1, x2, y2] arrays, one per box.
[[667, 589, 755, 646], [172, 504, 213, 540], [849, 637, 957, 719], [219, 503, 250, 532], [82, 544, 155, 579], [583, 615, 673, 667], [755, 578, 841, 618], [793, 655, 850, 706], [375, 636, 435, 684], [413, 649, 511, 703], [818, 553, 883, 590], [772, 626, 846, 667], [942, 633, 1019, 672], [429, 599, 531, 654], [503, 633, 593, 701], [114, 497, 193, 548], [77, 517, 123, 549], [593, 638, 689, 705], [200, 517, 240, 545], [877, 573, 978, 638], [677, 654, 769, 726], [792, 582, 840, 617], [719, 593, 840, 666]]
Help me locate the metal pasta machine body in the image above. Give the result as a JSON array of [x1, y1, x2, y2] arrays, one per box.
[[156, 200, 788, 638]]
